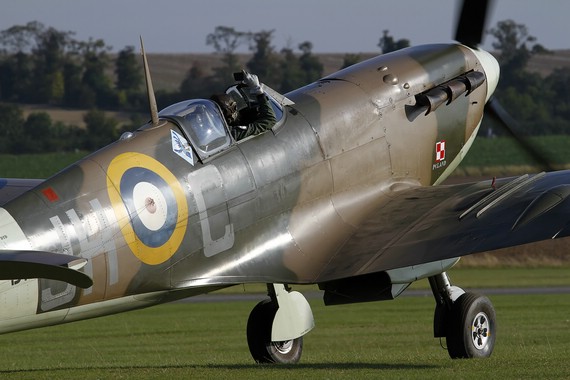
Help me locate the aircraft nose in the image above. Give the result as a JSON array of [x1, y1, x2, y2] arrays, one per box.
[[471, 48, 500, 103]]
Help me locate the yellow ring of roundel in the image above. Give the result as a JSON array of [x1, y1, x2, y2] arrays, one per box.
[[106, 152, 188, 265]]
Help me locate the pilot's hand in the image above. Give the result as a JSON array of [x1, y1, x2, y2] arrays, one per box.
[[244, 72, 264, 95]]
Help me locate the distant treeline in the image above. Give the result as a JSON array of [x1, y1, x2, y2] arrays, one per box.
[[0, 20, 569, 154], [0, 105, 142, 154]]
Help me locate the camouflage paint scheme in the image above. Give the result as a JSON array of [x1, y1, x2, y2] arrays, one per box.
[[0, 42, 563, 344]]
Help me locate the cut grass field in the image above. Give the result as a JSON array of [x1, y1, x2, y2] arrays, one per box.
[[0, 268, 568, 379], [0, 152, 88, 179], [455, 135, 570, 176]]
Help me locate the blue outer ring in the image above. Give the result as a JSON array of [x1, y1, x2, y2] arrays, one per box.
[[119, 167, 177, 248]]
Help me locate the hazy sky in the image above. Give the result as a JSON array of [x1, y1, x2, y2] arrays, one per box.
[[1, 0, 568, 53]]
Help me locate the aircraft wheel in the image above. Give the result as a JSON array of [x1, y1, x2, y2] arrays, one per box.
[[246, 299, 303, 364], [446, 293, 496, 358]]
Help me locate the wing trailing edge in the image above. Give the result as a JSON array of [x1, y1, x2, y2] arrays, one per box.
[[0, 250, 92, 288], [0, 178, 43, 206]]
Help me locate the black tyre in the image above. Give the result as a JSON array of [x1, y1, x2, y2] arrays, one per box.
[[446, 293, 496, 359], [246, 299, 303, 364]]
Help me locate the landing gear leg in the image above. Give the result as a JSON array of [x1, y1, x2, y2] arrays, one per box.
[[429, 272, 496, 358], [246, 284, 314, 364]]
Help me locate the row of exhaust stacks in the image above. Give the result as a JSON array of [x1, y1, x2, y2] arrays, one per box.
[[415, 71, 485, 115]]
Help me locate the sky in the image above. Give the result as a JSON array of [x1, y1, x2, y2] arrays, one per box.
[[0, 0, 569, 54]]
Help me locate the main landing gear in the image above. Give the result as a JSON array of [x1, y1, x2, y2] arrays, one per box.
[[429, 272, 496, 358], [246, 284, 314, 364]]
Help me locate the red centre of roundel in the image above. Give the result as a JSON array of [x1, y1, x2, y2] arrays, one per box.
[[435, 141, 446, 162]]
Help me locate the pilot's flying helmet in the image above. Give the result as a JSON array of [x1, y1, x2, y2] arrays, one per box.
[[210, 94, 239, 126]]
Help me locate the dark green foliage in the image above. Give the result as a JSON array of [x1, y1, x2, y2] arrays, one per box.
[[298, 41, 323, 85], [341, 53, 362, 69], [378, 30, 410, 53], [115, 46, 142, 93], [0, 22, 126, 110], [1, 20, 570, 156], [0, 104, 123, 154], [206, 26, 252, 90], [83, 109, 118, 150], [246, 30, 281, 89], [279, 46, 306, 93], [0, 103, 24, 153], [484, 20, 570, 137], [21, 112, 53, 152], [178, 63, 219, 100]]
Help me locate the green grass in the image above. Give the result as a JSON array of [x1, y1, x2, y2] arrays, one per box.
[[212, 267, 570, 296], [0, 268, 568, 379], [414, 266, 570, 289], [0, 152, 89, 179], [457, 135, 570, 172]]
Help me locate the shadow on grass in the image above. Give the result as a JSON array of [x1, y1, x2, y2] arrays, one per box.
[[0, 362, 436, 374]]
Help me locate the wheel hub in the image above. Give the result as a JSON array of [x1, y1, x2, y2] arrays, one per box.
[[471, 312, 490, 349], [272, 340, 293, 355]]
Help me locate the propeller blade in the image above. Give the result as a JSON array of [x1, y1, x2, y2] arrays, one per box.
[[485, 97, 555, 171], [455, 0, 493, 47]]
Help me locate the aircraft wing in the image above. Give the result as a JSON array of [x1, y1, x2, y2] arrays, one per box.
[[317, 170, 570, 281], [0, 178, 43, 206], [0, 250, 93, 288]]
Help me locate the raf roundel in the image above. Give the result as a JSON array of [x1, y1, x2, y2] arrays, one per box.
[[107, 152, 188, 265]]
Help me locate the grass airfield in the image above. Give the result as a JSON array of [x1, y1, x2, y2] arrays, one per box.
[[0, 268, 568, 379]]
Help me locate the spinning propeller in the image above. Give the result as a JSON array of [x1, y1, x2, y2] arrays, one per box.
[[454, 0, 554, 171]]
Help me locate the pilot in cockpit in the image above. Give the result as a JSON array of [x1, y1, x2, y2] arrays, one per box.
[[211, 71, 276, 141]]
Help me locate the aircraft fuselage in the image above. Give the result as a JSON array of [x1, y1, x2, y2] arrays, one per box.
[[0, 43, 495, 333]]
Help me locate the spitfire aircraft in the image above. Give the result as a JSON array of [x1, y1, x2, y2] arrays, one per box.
[[0, 0, 565, 364]]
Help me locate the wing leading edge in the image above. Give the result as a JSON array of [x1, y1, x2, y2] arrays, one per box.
[[317, 171, 570, 282]]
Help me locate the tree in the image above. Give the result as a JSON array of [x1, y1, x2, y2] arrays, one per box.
[[482, 19, 566, 136], [115, 46, 142, 92], [62, 60, 84, 107], [83, 109, 118, 150], [79, 38, 115, 108], [341, 54, 362, 69], [0, 21, 44, 54], [206, 26, 251, 85], [31, 26, 76, 104], [0, 103, 25, 153], [378, 30, 410, 54], [247, 30, 280, 88], [179, 62, 216, 99], [279, 46, 304, 93], [488, 20, 545, 88], [0, 22, 39, 101], [545, 67, 570, 123], [298, 41, 323, 85], [0, 51, 33, 101], [20, 112, 53, 152]]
